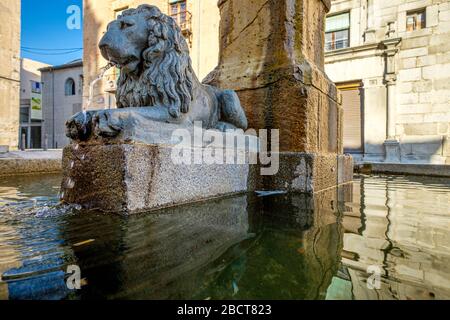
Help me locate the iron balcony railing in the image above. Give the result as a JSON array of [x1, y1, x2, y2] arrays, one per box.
[[170, 10, 192, 36]]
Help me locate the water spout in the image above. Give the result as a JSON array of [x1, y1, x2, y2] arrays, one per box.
[[84, 63, 114, 111]]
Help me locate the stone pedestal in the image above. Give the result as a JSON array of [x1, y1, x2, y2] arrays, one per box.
[[384, 139, 401, 163], [62, 142, 258, 214], [204, 0, 352, 188], [61, 141, 352, 213]]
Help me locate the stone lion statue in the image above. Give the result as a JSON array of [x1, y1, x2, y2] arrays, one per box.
[[66, 4, 248, 142]]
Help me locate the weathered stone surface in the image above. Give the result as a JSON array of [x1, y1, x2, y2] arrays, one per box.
[[261, 152, 353, 193], [0, 151, 62, 176], [354, 162, 450, 178], [62, 142, 353, 213], [0, 159, 61, 177], [205, 0, 342, 154], [62, 143, 259, 213], [0, 0, 21, 150]]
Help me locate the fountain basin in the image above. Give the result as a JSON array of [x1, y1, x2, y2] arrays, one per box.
[[61, 140, 259, 213], [61, 138, 353, 214]]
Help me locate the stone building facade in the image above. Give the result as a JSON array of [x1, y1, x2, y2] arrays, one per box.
[[0, 0, 21, 150], [325, 0, 450, 164], [19, 58, 50, 149], [40, 60, 84, 149], [82, 0, 450, 165], [83, 0, 220, 109]]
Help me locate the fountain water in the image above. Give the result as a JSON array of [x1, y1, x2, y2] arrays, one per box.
[[84, 63, 114, 112]]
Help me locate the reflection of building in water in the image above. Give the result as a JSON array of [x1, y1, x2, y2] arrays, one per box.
[[0, 225, 21, 300], [339, 175, 450, 300], [0, 174, 73, 300]]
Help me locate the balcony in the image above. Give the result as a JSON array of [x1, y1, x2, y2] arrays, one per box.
[[170, 10, 192, 40]]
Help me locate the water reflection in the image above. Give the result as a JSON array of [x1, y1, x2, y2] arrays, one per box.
[[0, 174, 449, 300], [337, 175, 450, 300]]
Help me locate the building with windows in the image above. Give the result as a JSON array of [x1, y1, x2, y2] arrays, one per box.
[[83, 0, 220, 110], [324, 0, 450, 164], [0, 0, 21, 151], [82, 0, 450, 165], [19, 58, 50, 150], [40, 59, 83, 149]]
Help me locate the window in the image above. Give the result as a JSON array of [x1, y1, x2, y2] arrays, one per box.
[[170, 0, 187, 29], [325, 12, 350, 51], [65, 78, 76, 96], [20, 107, 30, 123], [406, 9, 426, 31]]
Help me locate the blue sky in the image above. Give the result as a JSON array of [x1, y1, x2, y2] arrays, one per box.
[[21, 0, 83, 66]]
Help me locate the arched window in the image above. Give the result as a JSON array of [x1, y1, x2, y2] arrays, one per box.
[[65, 78, 76, 96]]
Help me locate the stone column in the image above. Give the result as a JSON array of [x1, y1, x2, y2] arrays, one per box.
[[364, 0, 376, 43], [382, 38, 401, 163], [205, 0, 353, 192], [386, 77, 397, 140]]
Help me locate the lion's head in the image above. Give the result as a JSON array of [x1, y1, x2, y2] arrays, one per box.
[[99, 4, 194, 117]]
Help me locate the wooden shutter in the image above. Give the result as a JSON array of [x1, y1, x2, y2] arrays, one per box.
[[339, 83, 363, 153]]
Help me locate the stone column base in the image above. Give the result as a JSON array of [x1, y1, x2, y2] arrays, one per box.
[[261, 152, 354, 193], [384, 139, 401, 163], [62, 144, 353, 214]]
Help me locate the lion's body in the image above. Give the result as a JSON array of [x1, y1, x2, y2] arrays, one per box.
[[66, 4, 247, 142], [108, 4, 247, 131]]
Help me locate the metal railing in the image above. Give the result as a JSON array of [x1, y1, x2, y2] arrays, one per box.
[[325, 39, 349, 52], [170, 10, 192, 36]]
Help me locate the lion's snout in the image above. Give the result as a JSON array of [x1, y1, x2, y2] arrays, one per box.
[[99, 32, 116, 61]]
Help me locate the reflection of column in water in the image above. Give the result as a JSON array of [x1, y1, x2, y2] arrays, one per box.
[[61, 189, 347, 300], [341, 176, 450, 300], [340, 176, 390, 300], [195, 189, 345, 300]]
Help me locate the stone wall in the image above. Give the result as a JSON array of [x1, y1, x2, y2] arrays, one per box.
[[0, 0, 21, 150], [41, 64, 84, 149], [83, 0, 220, 109], [396, 0, 450, 164], [325, 0, 450, 164]]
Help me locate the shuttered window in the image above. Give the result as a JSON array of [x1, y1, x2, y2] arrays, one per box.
[[338, 83, 363, 153]]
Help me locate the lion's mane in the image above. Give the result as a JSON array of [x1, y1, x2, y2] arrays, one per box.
[[115, 5, 194, 118]]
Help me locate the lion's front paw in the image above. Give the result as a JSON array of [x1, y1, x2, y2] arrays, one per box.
[[94, 110, 125, 138], [65, 111, 93, 141]]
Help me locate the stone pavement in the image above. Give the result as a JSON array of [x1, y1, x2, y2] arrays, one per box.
[[0, 150, 62, 176]]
